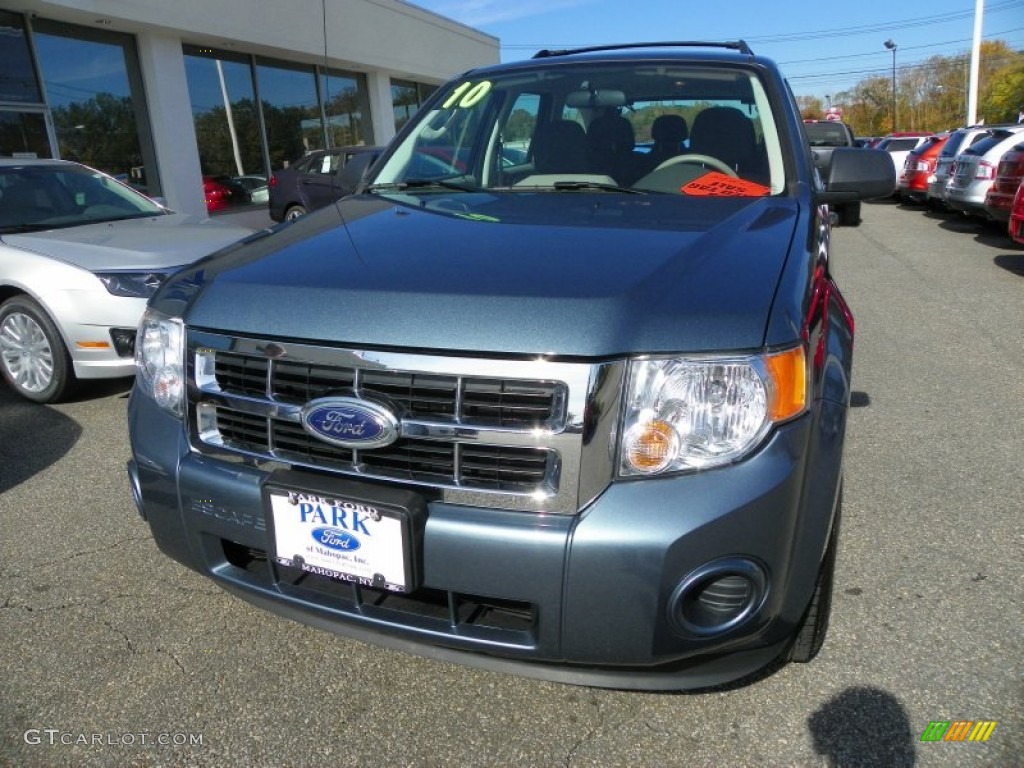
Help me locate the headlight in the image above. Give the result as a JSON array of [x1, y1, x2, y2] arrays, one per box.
[[619, 346, 807, 476], [135, 308, 185, 416], [96, 271, 169, 298]]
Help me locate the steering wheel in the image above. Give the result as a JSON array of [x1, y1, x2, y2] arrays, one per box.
[[652, 154, 737, 177]]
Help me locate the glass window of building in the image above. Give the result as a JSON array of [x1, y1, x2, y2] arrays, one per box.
[[0, 11, 52, 159], [0, 10, 42, 103], [321, 69, 370, 147], [255, 60, 324, 171], [31, 19, 158, 194], [184, 46, 266, 209]]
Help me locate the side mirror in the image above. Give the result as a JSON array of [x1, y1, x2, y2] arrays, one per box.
[[338, 150, 381, 195], [819, 147, 895, 203]]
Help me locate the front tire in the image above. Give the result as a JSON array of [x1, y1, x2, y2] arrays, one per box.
[[787, 489, 842, 663], [0, 296, 75, 403]]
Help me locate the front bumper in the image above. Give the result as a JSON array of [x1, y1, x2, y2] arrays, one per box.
[[127, 387, 845, 690], [40, 289, 145, 379]]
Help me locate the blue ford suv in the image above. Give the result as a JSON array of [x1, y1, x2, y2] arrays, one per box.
[[127, 42, 894, 689]]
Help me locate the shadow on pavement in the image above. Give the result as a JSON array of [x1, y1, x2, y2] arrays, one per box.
[[0, 387, 83, 494], [808, 686, 915, 767], [993, 254, 1024, 276], [65, 376, 134, 402], [850, 391, 871, 408]]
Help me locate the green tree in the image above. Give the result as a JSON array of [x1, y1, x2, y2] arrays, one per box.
[[980, 47, 1024, 123]]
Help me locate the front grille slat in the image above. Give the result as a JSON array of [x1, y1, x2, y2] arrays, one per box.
[[215, 353, 269, 397]]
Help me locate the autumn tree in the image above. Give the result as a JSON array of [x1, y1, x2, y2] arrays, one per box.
[[807, 40, 1023, 136], [797, 95, 824, 121]]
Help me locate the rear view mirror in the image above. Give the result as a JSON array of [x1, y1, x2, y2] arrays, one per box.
[[566, 89, 627, 108]]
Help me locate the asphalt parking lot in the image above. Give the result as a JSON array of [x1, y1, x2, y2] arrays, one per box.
[[1, 201, 1021, 767]]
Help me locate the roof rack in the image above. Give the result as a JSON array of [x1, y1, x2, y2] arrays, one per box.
[[532, 40, 754, 59]]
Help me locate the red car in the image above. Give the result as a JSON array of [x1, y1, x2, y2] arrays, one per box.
[[203, 175, 250, 213], [983, 142, 1024, 224], [1009, 180, 1024, 244], [897, 133, 950, 205]]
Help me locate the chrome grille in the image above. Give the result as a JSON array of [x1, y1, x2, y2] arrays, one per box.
[[187, 332, 619, 514]]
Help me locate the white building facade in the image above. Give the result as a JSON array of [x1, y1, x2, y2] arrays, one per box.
[[0, 0, 498, 215]]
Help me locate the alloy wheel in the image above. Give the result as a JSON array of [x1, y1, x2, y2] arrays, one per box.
[[0, 310, 55, 393]]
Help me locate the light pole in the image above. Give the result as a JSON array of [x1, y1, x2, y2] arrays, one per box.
[[884, 39, 897, 133]]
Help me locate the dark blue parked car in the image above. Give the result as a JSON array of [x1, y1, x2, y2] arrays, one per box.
[[128, 41, 894, 690], [268, 145, 381, 222]]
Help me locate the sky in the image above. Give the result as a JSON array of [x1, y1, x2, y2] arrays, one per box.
[[407, 0, 1024, 101]]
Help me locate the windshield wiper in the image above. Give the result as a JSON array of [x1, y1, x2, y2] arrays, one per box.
[[550, 181, 645, 194], [366, 179, 480, 193]]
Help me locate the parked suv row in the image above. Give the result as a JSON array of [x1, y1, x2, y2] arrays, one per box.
[[896, 122, 1024, 247]]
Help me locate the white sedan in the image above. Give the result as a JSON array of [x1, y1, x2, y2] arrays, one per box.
[[0, 158, 254, 403]]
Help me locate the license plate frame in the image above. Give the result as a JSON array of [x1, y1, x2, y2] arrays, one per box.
[[263, 471, 426, 593]]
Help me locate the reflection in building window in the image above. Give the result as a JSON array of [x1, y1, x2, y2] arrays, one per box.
[[0, 10, 42, 103], [0, 111, 51, 158], [392, 80, 437, 133], [321, 70, 370, 147], [184, 47, 266, 211], [255, 60, 324, 171], [392, 80, 419, 132], [31, 20, 158, 195]]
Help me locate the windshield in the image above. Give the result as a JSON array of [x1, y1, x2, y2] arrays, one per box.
[[804, 122, 850, 147], [0, 162, 165, 233], [371, 62, 786, 198], [965, 130, 1021, 157]]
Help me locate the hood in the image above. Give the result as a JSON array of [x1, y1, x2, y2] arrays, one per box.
[[2, 212, 255, 271], [173, 193, 801, 357]]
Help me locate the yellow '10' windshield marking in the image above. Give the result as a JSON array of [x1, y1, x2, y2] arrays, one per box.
[[442, 80, 493, 109]]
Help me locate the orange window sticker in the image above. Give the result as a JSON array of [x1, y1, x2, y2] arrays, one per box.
[[682, 172, 770, 197]]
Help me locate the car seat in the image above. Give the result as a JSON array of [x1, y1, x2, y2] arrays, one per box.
[[648, 114, 689, 166], [689, 106, 768, 182], [587, 111, 646, 184], [530, 120, 589, 174]]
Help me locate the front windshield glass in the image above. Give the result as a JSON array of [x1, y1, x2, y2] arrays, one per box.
[[0, 162, 164, 232], [372, 61, 786, 197]]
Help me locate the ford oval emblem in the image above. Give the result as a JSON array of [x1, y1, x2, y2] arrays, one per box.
[[312, 527, 361, 551], [300, 397, 400, 449]]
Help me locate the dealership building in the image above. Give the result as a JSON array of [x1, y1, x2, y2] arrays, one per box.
[[0, 0, 498, 215]]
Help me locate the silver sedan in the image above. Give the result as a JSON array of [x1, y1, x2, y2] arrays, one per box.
[[0, 158, 254, 403]]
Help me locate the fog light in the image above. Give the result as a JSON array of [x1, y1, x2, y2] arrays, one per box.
[[668, 558, 767, 636], [110, 328, 137, 358]]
